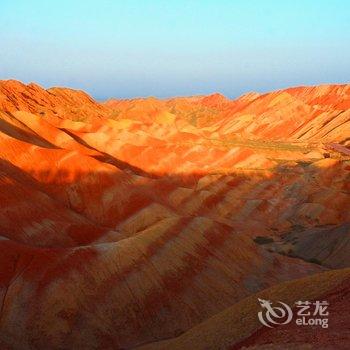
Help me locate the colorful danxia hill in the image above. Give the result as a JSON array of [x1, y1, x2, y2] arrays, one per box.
[[0, 80, 349, 349]]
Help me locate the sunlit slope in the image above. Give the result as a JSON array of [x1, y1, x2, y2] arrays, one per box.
[[138, 268, 350, 350]]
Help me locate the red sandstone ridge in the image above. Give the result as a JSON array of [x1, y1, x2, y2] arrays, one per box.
[[0, 80, 110, 124], [0, 80, 349, 349]]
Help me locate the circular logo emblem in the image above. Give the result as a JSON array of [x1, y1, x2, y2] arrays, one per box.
[[258, 298, 293, 327]]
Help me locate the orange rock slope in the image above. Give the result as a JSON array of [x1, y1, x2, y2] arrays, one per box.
[[0, 80, 349, 349]]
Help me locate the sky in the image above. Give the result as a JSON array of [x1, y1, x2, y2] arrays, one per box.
[[0, 0, 350, 99]]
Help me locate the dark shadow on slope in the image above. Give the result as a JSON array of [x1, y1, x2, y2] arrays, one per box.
[[0, 158, 115, 248], [263, 223, 350, 269], [0, 115, 58, 149], [0, 151, 349, 253], [61, 127, 159, 178], [0, 152, 349, 349]]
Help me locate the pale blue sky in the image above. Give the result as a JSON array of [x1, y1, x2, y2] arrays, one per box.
[[0, 0, 349, 99]]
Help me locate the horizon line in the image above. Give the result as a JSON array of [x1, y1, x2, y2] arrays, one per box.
[[1, 78, 349, 102]]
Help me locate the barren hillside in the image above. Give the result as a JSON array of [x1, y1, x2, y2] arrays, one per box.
[[0, 80, 349, 349]]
